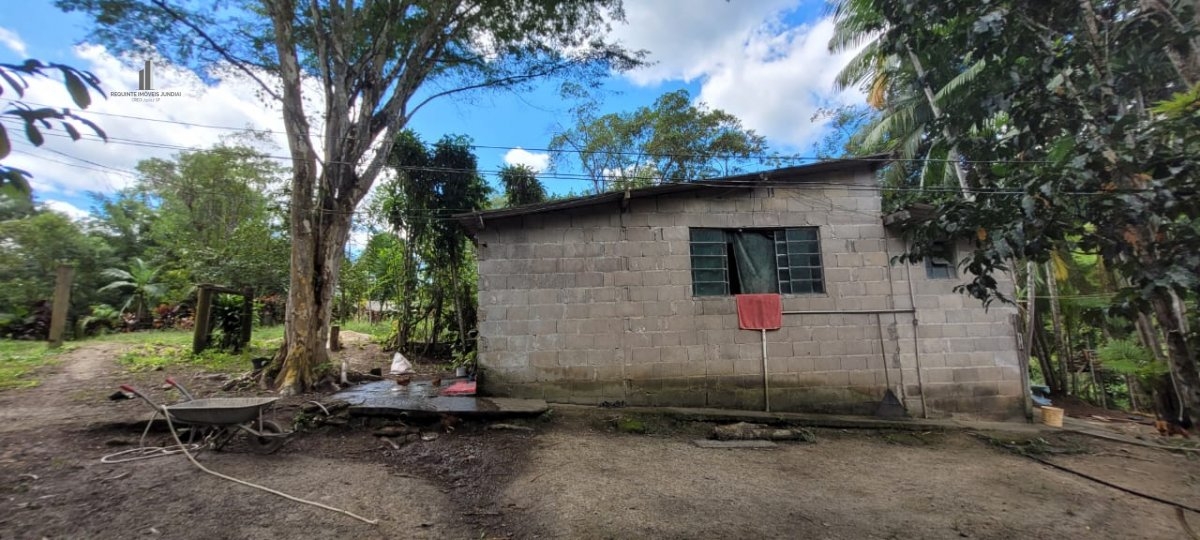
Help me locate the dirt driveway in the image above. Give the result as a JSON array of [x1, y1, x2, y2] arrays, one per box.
[[1, 343, 1198, 539]]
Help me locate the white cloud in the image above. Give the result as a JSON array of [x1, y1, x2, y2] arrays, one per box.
[[0, 27, 27, 57], [43, 199, 90, 220], [695, 17, 863, 149], [503, 147, 550, 172], [613, 0, 797, 86], [610, 2, 864, 149]]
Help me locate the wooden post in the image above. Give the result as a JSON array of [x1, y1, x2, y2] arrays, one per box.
[[240, 287, 254, 348], [1013, 314, 1035, 421], [1127, 374, 1140, 412], [193, 286, 213, 354], [48, 265, 74, 348], [1088, 350, 1107, 409], [330, 325, 342, 352]]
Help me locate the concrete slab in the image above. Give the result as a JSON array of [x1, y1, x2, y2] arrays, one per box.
[[692, 439, 778, 449], [331, 380, 548, 418]]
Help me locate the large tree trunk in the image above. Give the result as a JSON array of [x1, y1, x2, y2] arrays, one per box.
[[1044, 261, 1072, 396], [274, 176, 354, 394], [1033, 315, 1060, 392], [903, 47, 971, 195], [1150, 290, 1200, 419]]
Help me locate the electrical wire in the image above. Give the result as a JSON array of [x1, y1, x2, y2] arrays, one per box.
[[7, 99, 1053, 165]]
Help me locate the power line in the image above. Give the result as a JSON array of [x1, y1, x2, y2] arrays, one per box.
[[8, 147, 133, 180], [4, 118, 1174, 197], [8, 99, 1053, 165]]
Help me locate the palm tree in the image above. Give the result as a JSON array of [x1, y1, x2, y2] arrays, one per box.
[[99, 258, 165, 323], [827, 0, 983, 195]]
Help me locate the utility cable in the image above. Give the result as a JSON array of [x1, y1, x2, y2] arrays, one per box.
[[160, 406, 379, 525]]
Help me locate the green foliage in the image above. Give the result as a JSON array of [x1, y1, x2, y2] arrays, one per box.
[[0, 341, 69, 390], [78, 304, 121, 335], [549, 88, 769, 192], [113, 326, 285, 373], [209, 294, 248, 351], [810, 105, 880, 159], [1097, 339, 1166, 384], [98, 257, 165, 320], [375, 131, 489, 353], [498, 164, 547, 206], [132, 145, 289, 299], [0, 203, 112, 338], [844, 1, 1200, 311]]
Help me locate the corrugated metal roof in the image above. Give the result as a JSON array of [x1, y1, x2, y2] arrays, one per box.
[[455, 154, 890, 232]]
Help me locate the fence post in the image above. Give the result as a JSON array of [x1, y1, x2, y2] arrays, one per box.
[[48, 265, 74, 348], [240, 287, 254, 348], [192, 286, 213, 354]]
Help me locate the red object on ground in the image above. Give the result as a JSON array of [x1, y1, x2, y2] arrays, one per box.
[[735, 294, 783, 330], [441, 380, 477, 396]]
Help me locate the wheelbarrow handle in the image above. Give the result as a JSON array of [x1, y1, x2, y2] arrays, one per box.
[[164, 377, 195, 401], [118, 384, 162, 411]]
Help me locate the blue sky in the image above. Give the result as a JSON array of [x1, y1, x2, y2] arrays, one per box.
[[0, 1, 862, 226]]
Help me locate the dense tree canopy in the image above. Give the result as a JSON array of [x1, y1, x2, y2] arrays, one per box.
[[498, 164, 547, 207], [831, 0, 1200, 412], [549, 89, 769, 192]]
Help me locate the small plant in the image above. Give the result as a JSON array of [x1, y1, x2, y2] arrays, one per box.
[[79, 304, 121, 335], [98, 258, 165, 325], [1097, 339, 1166, 386]]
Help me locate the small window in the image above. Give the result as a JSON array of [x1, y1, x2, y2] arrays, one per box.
[[925, 240, 956, 279], [689, 227, 824, 296]]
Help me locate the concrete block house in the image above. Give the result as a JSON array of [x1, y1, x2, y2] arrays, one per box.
[[457, 157, 1024, 418]]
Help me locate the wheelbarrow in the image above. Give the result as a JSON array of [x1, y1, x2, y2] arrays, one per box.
[[119, 378, 289, 454]]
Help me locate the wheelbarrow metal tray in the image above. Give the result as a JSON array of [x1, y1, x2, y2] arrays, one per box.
[[165, 397, 279, 425]]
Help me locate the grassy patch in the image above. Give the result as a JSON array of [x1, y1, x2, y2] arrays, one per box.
[[335, 319, 393, 344], [0, 341, 71, 390], [112, 326, 286, 374]]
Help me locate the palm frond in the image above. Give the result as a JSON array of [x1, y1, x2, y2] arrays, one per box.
[[100, 268, 133, 281], [933, 59, 987, 105], [98, 280, 135, 292]]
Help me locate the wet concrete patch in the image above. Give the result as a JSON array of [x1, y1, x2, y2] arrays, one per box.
[[331, 380, 548, 419]]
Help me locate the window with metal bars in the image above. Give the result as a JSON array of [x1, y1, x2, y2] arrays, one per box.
[[925, 240, 956, 279], [689, 227, 824, 296]]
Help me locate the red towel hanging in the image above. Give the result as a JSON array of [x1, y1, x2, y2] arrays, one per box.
[[735, 294, 783, 330]]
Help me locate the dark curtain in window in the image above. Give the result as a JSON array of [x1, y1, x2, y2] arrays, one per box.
[[731, 231, 779, 294]]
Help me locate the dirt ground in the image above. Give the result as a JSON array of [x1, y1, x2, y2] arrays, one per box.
[[1, 343, 1199, 539]]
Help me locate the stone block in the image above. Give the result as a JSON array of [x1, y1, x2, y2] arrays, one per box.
[[631, 347, 660, 363], [842, 356, 868, 371], [734, 359, 762, 375], [792, 341, 819, 357], [814, 357, 841, 372], [576, 273, 603, 287], [784, 356, 815, 373], [848, 371, 877, 388], [706, 359, 735, 376], [531, 304, 565, 321], [766, 342, 792, 357], [613, 271, 642, 287], [818, 341, 846, 357]]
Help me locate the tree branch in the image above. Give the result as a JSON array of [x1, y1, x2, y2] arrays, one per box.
[[148, 0, 282, 102]]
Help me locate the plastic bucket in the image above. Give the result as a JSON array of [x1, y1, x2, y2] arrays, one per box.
[[1041, 406, 1064, 428]]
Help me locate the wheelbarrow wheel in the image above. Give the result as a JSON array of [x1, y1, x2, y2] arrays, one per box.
[[250, 420, 286, 454]]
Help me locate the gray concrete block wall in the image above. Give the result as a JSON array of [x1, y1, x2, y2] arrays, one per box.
[[474, 172, 1023, 418]]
